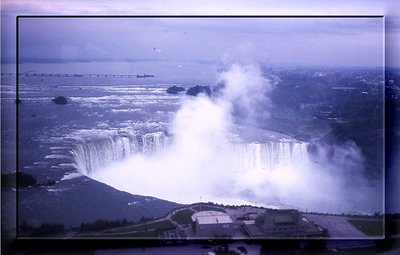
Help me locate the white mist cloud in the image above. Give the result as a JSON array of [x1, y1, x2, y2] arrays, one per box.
[[218, 63, 273, 121], [85, 63, 381, 214]]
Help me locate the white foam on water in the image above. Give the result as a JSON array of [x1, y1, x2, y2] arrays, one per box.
[[50, 146, 69, 150], [110, 108, 142, 113], [44, 154, 72, 159], [60, 172, 82, 181]]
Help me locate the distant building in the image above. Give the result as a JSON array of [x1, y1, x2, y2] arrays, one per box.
[[243, 209, 324, 238], [191, 211, 234, 237]]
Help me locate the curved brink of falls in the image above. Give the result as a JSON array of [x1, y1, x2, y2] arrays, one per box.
[[71, 132, 318, 209], [72, 132, 168, 175], [71, 131, 379, 214]]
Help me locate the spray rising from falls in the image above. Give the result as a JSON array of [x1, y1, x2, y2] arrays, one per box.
[[72, 131, 312, 205], [72, 64, 378, 213]]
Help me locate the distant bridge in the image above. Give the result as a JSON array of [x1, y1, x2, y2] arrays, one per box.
[[1, 73, 155, 78]]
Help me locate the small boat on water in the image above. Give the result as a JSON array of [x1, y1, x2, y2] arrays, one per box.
[[136, 74, 155, 78]]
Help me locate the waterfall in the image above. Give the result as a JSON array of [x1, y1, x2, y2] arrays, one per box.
[[142, 132, 169, 153], [72, 132, 168, 175], [231, 142, 309, 173], [72, 130, 309, 176], [71, 131, 352, 210]]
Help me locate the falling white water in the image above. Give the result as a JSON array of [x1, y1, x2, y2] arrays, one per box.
[[73, 131, 312, 206], [71, 64, 379, 213], [72, 132, 168, 175]]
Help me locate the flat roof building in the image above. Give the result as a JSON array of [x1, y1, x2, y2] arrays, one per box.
[[191, 211, 234, 238], [243, 209, 324, 238]]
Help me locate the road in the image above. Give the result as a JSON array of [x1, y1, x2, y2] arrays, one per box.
[[304, 214, 369, 238]]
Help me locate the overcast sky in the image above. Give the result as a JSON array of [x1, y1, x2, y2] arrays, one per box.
[[14, 17, 383, 68], [1, 0, 399, 68]]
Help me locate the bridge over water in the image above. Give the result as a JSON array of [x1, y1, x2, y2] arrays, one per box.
[[1, 73, 154, 78]]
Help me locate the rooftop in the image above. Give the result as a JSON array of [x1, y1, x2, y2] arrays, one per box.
[[256, 209, 301, 229], [273, 215, 296, 225], [191, 211, 233, 225]]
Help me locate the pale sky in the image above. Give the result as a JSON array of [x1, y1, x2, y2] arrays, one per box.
[[1, 0, 399, 67], [14, 17, 383, 68]]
